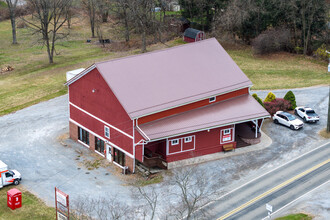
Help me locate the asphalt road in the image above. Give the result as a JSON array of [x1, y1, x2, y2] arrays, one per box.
[[202, 142, 330, 219]]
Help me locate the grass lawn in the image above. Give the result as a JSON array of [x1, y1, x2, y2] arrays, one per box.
[[275, 213, 313, 220], [0, 16, 329, 116], [0, 185, 55, 220], [228, 48, 329, 90]]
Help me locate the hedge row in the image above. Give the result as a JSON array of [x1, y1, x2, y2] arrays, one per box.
[[252, 90, 296, 115]]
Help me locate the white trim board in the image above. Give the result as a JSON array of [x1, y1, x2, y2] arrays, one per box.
[[65, 64, 96, 86], [166, 135, 196, 155], [70, 119, 134, 158], [70, 102, 133, 139], [133, 86, 251, 119], [148, 115, 270, 142]]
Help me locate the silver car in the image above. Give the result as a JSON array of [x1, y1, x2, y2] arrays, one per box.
[[273, 111, 304, 130]]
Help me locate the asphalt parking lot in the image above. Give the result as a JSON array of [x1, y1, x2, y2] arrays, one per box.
[[0, 86, 329, 216]]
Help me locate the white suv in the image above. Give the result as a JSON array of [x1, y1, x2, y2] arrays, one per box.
[[295, 107, 319, 123], [273, 111, 303, 130]]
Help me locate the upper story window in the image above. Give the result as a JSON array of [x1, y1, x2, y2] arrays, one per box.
[[209, 97, 216, 103], [104, 126, 110, 138], [171, 139, 179, 145], [184, 136, 192, 143]]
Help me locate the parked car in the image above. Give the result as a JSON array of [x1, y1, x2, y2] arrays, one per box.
[[273, 111, 304, 130], [294, 106, 319, 123]]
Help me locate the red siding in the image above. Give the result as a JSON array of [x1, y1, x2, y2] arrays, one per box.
[[138, 87, 249, 124], [69, 68, 133, 154], [184, 36, 196, 43], [165, 125, 235, 162]]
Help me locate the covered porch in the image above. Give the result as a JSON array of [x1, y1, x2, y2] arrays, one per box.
[[137, 94, 270, 169], [235, 119, 264, 148]]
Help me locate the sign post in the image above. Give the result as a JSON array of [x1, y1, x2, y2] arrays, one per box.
[[266, 203, 273, 219], [55, 187, 70, 220]]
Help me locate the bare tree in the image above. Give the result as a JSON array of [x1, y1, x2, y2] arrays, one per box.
[[134, 185, 159, 220], [71, 195, 132, 220], [128, 0, 155, 52], [97, 0, 111, 23], [167, 166, 217, 220], [5, 0, 18, 44], [22, 0, 72, 64], [214, 0, 255, 41], [113, 0, 131, 42], [82, 0, 97, 38]]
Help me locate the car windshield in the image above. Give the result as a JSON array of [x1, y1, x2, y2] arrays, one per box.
[[306, 110, 315, 115], [285, 114, 296, 121]]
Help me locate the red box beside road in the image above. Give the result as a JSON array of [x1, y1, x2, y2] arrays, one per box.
[[7, 188, 22, 210]]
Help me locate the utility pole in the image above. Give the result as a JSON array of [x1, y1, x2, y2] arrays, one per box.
[[327, 51, 330, 133], [328, 85, 330, 133]]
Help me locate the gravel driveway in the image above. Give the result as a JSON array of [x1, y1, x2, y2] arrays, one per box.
[[0, 86, 329, 218], [0, 95, 131, 206]]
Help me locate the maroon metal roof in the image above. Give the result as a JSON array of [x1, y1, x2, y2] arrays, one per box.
[[95, 38, 252, 118], [139, 94, 270, 140]]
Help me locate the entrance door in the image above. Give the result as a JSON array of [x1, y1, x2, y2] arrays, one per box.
[[4, 171, 14, 186], [106, 144, 112, 162]]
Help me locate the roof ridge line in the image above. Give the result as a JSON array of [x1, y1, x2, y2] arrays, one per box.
[[95, 38, 217, 66]]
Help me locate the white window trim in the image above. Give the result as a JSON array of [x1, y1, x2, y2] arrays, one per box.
[[184, 136, 192, 143], [113, 161, 125, 169], [171, 139, 179, 145], [209, 97, 216, 103], [220, 127, 235, 144], [94, 150, 105, 157], [223, 129, 231, 135], [167, 135, 196, 155], [104, 126, 110, 138], [78, 140, 90, 149]]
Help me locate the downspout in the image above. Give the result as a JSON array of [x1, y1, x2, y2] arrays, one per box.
[[133, 118, 150, 173], [136, 118, 151, 142]]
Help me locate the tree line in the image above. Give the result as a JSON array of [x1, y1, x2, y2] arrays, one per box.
[[180, 0, 328, 55], [3, 0, 328, 64]]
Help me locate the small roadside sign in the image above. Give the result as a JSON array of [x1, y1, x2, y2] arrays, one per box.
[[55, 187, 69, 220], [266, 203, 273, 212]]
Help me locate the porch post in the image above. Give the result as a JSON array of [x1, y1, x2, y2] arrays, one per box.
[[255, 120, 258, 138], [259, 119, 264, 132]]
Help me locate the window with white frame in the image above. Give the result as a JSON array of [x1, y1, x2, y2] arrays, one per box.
[[171, 139, 179, 145], [184, 136, 192, 143], [104, 126, 110, 138], [223, 129, 231, 135], [209, 97, 216, 103]]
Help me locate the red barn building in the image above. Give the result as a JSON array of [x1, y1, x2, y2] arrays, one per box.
[[183, 28, 205, 42], [65, 38, 270, 173]]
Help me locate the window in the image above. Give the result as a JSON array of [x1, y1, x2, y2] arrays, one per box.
[[114, 148, 125, 166], [78, 127, 89, 145], [104, 126, 110, 138], [184, 136, 192, 143], [209, 97, 216, 103], [95, 137, 105, 155], [171, 139, 179, 145], [223, 129, 231, 135]]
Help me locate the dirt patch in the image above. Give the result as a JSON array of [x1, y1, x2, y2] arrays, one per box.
[[319, 128, 330, 139], [57, 133, 70, 146]]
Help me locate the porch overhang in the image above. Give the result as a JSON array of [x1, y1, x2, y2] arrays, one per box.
[[139, 94, 270, 141]]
